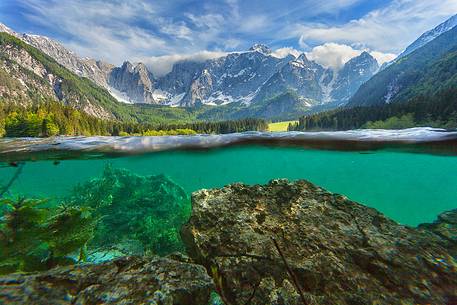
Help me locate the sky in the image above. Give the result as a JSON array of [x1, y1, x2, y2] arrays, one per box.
[[1, 0, 456, 76]]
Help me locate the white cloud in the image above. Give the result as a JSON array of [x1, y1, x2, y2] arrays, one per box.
[[238, 15, 269, 33], [290, 0, 457, 53], [14, 0, 456, 73], [305, 43, 396, 70], [306, 43, 362, 69], [20, 0, 173, 64], [271, 47, 301, 59], [142, 51, 228, 77], [370, 51, 396, 65], [157, 18, 193, 41]]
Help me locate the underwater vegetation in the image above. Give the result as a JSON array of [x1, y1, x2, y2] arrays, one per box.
[[0, 197, 96, 274], [69, 165, 191, 257], [0, 165, 191, 274]]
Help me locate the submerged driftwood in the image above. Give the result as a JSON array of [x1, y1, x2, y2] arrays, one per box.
[[182, 179, 457, 305]]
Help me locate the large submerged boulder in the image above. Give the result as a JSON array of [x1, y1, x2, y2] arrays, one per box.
[[182, 179, 457, 305], [0, 256, 213, 304]]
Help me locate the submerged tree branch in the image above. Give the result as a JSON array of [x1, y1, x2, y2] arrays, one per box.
[[0, 162, 24, 197]]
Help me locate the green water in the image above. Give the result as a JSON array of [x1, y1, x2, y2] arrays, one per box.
[[1, 145, 456, 226]]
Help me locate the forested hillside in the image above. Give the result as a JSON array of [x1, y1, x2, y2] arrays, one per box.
[[289, 86, 457, 131], [347, 26, 457, 107], [0, 101, 267, 137]]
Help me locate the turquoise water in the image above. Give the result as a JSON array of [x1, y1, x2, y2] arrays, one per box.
[[1, 144, 456, 226]]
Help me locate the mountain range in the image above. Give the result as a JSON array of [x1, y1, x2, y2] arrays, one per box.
[[0, 23, 379, 117], [1, 13, 456, 125]]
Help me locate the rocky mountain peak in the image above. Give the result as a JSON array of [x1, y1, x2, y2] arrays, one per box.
[[134, 62, 147, 71], [344, 51, 378, 70], [249, 43, 272, 55], [295, 53, 310, 64], [133, 62, 153, 78], [359, 51, 373, 59], [108, 60, 155, 104], [121, 61, 134, 72], [330, 51, 379, 103], [0, 23, 16, 36]]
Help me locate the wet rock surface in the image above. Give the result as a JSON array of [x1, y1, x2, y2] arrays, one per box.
[[182, 179, 457, 305], [0, 256, 213, 305], [418, 209, 457, 255]]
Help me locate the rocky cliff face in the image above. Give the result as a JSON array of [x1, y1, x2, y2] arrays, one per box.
[[182, 179, 457, 305], [0, 37, 112, 119], [0, 44, 57, 107], [20, 34, 115, 88], [0, 256, 213, 304], [0, 32, 115, 119], [0, 24, 115, 90], [108, 61, 156, 104]]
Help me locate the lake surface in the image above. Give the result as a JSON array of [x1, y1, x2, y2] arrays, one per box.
[[1, 128, 457, 226]]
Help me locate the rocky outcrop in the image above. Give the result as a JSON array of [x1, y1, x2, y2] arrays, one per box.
[[108, 61, 156, 104], [418, 209, 457, 252], [0, 256, 213, 304], [182, 179, 457, 305]]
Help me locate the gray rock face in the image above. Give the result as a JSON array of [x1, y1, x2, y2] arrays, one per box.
[[0, 40, 112, 119], [182, 179, 457, 305], [0, 23, 116, 97], [418, 209, 457, 251], [0, 256, 213, 304], [20, 34, 115, 89], [108, 61, 156, 104], [253, 54, 325, 104], [331, 51, 379, 103]]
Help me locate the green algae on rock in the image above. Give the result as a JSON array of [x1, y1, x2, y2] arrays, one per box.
[[182, 179, 457, 305], [69, 166, 190, 257], [0, 256, 214, 304]]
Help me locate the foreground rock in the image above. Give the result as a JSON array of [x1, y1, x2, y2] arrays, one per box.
[[182, 179, 457, 305], [418, 209, 457, 249], [0, 256, 213, 304]]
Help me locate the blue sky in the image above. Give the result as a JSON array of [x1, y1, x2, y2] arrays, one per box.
[[1, 0, 456, 75]]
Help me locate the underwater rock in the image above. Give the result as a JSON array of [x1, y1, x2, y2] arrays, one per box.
[[0, 256, 213, 304], [70, 166, 190, 257], [182, 179, 457, 305], [418, 209, 457, 254]]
